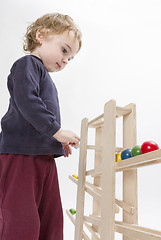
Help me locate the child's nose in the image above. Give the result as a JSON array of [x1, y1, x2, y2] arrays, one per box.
[[62, 58, 68, 65]]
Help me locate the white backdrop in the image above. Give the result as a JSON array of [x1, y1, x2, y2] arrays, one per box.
[[0, 0, 161, 239]]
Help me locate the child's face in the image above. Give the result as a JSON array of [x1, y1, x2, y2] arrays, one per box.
[[32, 30, 79, 72]]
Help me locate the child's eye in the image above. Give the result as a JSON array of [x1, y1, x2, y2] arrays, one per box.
[[62, 48, 67, 54]]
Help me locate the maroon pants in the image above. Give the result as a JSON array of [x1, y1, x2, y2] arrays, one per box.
[[0, 154, 63, 240]]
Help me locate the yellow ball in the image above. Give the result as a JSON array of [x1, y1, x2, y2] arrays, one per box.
[[72, 174, 78, 179], [115, 152, 122, 162]]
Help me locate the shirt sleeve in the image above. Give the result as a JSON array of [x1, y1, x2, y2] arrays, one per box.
[[12, 57, 61, 137]]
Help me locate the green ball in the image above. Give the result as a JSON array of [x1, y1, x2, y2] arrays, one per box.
[[69, 208, 76, 215], [131, 145, 141, 157]]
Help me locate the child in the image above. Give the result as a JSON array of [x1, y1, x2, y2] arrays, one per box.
[[0, 13, 82, 240]]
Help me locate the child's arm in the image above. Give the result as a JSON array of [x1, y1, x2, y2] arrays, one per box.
[[63, 143, 72, 157], [53, 129, 80, 157], [53, 129, 80, 146], [12, 57, 61, 138]]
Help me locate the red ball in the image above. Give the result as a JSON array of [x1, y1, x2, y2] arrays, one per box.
[[141, 141, 159, 154]]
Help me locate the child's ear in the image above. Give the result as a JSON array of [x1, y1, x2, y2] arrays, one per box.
[[35, 29, 46, 44]]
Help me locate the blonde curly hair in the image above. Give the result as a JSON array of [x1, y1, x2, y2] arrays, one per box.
[[23, 13, 82, 53]]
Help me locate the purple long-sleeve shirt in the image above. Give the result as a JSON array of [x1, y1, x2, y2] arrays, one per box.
[[0, 55, 65, 157]]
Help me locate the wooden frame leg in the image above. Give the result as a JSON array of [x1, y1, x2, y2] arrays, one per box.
[[123, 104, 138, 240]]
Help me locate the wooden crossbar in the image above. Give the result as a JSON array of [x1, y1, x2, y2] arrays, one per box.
[[115, 221, 161, 240], [85, 181, 102, 195], [83, 231, 90, 240], [84, 216, 101, 226], [87, 145, 102, 151], [84, 222, 100, 240], [88, 114, 104, 128], [85, 185, 102, 202], [69, 175, 78, 184], [66, 210, 92, 240], [87, 145, 122, 153], [88, 105, 132, 128], [86, 167, 102, 176], [75, 144, 122, 153], [115, 198, 135, 215], [69, 175, 102, 195], [69, 176, 101, 205], [116, 106, 132, 118], [66, 209, 76, 225]]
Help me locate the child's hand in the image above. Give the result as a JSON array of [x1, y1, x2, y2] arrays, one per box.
[[53, 129, 80, 145], [63, 143, 72, 157]]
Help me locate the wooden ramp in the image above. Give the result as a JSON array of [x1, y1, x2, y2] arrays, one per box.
[[67, 99, 161, 240]]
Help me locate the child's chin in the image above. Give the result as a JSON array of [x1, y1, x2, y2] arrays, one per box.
[[55, 68, 60, 72], [55, 68, 63, 72], [48, 68, 58, 72]]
